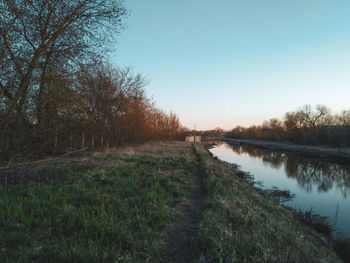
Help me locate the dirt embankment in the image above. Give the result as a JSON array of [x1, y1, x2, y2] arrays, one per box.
[[193, 143, 342, 262]]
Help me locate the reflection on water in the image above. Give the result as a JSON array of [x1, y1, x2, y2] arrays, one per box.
[[210, 141, 350, 237], [224, 143, 350, 197]]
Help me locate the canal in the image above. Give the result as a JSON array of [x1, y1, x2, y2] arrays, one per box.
[[209, 141, 350, 238]]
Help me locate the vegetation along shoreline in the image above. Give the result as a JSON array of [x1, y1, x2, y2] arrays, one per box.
[[1, 141, 346, 262]]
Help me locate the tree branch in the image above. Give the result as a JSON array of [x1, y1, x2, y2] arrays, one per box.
[[0, 82, 13, 100]]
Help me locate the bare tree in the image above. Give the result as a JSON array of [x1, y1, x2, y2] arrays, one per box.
[[335, 110, 350, 126], [296, 104, 330, 128], [0, 2, 186, 159], [0, 0, 127, 156]]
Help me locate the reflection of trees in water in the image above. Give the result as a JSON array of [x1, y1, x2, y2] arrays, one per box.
[[226, 143, 350, 197], [226, 143, 286, 169], [290, 160, 350, 198]]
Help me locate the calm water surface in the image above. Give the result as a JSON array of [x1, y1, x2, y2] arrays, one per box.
[[209, 141, 350, 237]]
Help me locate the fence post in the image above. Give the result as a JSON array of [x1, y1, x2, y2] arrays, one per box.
[[82, 131, 85, 149], [70, 130, 73, 150], [54, 128, 58, 154]]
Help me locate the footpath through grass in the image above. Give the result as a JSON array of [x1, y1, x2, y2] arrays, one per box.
[[0, 142, 195, 262], [0, 142, 342, 262]]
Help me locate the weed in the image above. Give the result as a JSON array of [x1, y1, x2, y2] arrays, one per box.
[[191, 143, 341, 262], [0, 142, 194, 262]]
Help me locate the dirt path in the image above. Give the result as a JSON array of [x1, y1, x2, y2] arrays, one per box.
[[165, 150, 203, 262]]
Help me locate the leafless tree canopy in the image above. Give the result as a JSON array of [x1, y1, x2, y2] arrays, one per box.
[[0, 1, 184, 160], [227, 105, 350, 148]]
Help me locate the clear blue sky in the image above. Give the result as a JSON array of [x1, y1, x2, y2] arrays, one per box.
[[111, 0, 350, 130]]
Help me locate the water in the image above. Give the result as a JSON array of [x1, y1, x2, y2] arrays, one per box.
[[209, 141, 350, 237]]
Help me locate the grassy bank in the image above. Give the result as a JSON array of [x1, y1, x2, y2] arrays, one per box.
[[0, 142, 342, 262], [192, 143, 341, 262], [220, 138, 350, 163], [0, 142, 195, 262]]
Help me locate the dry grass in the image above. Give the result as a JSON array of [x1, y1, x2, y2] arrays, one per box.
[[0, 141, 195, 262], [1, 141, 342, 262], [90, 141, 193, 157], [193, 143, 341, 262]]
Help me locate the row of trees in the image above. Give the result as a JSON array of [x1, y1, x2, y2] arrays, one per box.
[[200, 127, 225, 138], [0, 0, 183, 160], [226, 105, 350, 147]]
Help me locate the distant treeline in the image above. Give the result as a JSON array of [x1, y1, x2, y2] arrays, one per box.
[[0, 1, 184, 160], [225, 105, 350, 148]]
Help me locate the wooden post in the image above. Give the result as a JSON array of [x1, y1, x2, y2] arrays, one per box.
[[82, 131, 85, 149], [70, 130, 73, 150], [194, 124, 196, 142], [54, 128, 58, 154]]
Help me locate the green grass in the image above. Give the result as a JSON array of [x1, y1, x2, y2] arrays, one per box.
[[192, 143, 341, 263], [0, 142, 342, 262], [0, 144, 194, 262]]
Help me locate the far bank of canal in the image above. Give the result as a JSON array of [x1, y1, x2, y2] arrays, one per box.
[[209, 141, 350, 238]]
